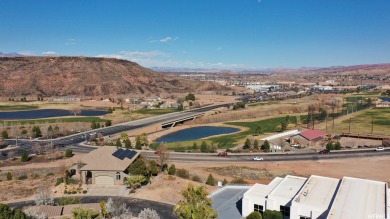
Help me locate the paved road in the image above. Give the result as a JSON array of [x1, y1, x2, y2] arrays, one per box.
[[2, 103, 231, 158], [7, 196, 177, 219]]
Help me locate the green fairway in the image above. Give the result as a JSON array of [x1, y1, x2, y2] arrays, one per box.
[[134, 108, 177, 115], [0, 117, 108, 125], [0, 105, 39, 111]]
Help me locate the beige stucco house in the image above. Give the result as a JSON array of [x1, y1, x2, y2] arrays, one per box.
[[79, 146, 140, 185]]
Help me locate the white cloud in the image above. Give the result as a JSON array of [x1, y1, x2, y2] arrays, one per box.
[[65, 38, 77, 45], [18, 50, 35, 56], [150, 36, 179, 43], [42, 51, 57, 56], [216, 47, 223, 51]]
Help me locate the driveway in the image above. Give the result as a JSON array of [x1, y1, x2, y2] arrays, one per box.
[[86, 185, 129, 196]]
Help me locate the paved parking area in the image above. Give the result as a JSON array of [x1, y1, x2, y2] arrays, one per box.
[[210, 186, 250, 219], [87, 185, 129, 196]]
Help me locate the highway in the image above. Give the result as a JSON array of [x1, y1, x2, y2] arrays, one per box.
[[2, 103, 231, 158]]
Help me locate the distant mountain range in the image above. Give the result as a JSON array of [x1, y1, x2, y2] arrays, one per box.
[[0, 56, 229, 97], [0, 52, 24, 57]]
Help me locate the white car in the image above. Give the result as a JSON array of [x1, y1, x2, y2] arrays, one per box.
[[375, 147, 385, 151], [253, 156, 264, 161]]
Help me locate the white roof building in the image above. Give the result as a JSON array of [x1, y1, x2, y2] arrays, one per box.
[[327, 177, 388, 219], [291, 175, 340, 219], [241, 175, 389, 219]]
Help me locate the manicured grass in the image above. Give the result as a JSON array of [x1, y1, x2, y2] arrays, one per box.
[[315, 107, 390, 135], [208, 115, 304, 148], [0, 117, 108, 125], [135, 108, 177, 115], [0, 105, 39, 111], [247, 102, 279, 107]]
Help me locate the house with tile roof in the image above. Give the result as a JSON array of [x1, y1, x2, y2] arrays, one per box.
[[78, 146, 140, 185]]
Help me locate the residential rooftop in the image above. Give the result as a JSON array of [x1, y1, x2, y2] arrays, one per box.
[[267, 175, 307, 203], [292, 175, 340, 211], [327, 177, 388, 219]]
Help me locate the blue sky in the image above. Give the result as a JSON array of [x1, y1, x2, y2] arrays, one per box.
[[1, 0, 390, 69]]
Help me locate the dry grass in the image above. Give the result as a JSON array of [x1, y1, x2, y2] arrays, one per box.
[[205, 166, 296, 181]]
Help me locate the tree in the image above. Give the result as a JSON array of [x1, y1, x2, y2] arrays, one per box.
[[174, 184, 217, 219], [124, 138, 132, 148], [200, 141, 208, 152], [243, 138, 251, 149], [206, 174, 216, 186], [334, 141, 342, 150], [138, 208, 160, 219], [149, 160, 158, 176], [120, 132, 129, 141], [0, 203, 28, 219], [70, 108, 82, 116], [247, 211, 263, 219], [222, 178, 228, 186], [253, 139, 259, 150], [254, 126, 262, 135], [32, 126, 42, 138], [116, 138, 123, 147], [91, 121, 97, 129], [104, 198, 133, 219], [1, 130, 9, 139], [128, 156, 148, 176], [177, 104, 184, 111], [185, 93, 196, 101], [280, 121, 288, 132], [156, 143, 170, 173], [263, 210, 283, 219], [105, 120, 112, 127], [192, 142, 199, 151], [21, 150, 29, 162], [261, 140, 270, 152], [168, 164, 176, 175], [326, 142, 335, 150], [65, 149, 73, 158], [34, 187, 54, 206], [135, 135, 142, 149]]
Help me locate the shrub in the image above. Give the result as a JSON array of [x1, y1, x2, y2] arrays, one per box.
[[247, 211, 262, 219], [334, 141, 342, 150], [20, 150, 29, 162], [222, 178, 228, 186], [66, 178, 77, 185], [176, 168, 190, 179], [55, 177, 64, 186], [58, 197, 80, 205], [18, 175, 28, 180], [191, 175, 202, 183], [326, 142, 335, 150], [6, 172, 12, 181], [65, 149, 73, 158], [263, 209, 283, 219], [72, 191, 77, 194], [206, 174, 216, 186], [231, 178, 248, 184], [168, 164, 176, 175], [83, 190, 87, 194]]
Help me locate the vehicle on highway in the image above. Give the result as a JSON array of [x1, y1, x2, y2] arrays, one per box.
[[154, 150, 162, 155], [318, 149, 330, 154], [217, 152, 228, 157], [253, 156, 264, 161], [375, 147, 385, 151], [291, 144, 300, 147]]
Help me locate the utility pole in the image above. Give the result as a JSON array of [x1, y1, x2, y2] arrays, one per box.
[[371, 116, 374, 134]]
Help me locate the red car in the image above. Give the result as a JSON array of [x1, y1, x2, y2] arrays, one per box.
[[318, 149, 330, 154], [217, 152, 228, 157], [154, 150, 162, 154]]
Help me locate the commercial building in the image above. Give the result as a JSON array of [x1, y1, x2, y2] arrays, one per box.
[[241, 175, 389, 219]]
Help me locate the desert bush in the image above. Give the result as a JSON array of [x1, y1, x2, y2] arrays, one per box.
[[206, 174, 216, 186], [65, 149, 73, 158], [6, 172, 12, 181], [20, 150, 29, 162], [55, 178, 63, 186], [58, 197, 80, 205], [168, 164, 176, 175], [18, 175, 28, 180], [247, 211, 262, 219], [138, 207, 160, 219], [230, 178, 248, 184], [176, 168, 190, 179], [191, 175, 202, 183], [263, 210, 283, 219], [72, 207, 100, 219]]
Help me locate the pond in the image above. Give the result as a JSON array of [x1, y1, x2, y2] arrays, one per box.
[[155, 126, 240, 143], [379, 97, 390, 102], [0, 109, 108, 120]]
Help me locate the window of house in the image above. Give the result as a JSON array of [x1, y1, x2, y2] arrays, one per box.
[[280, 205, 290, 216], [116, 172, 121, 181], [254, 204, 263, 213]]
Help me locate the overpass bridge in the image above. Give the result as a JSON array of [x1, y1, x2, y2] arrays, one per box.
[[161, 112, 205, 128]]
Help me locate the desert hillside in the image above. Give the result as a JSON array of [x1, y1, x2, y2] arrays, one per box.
[[0, 56, 227, 97]]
